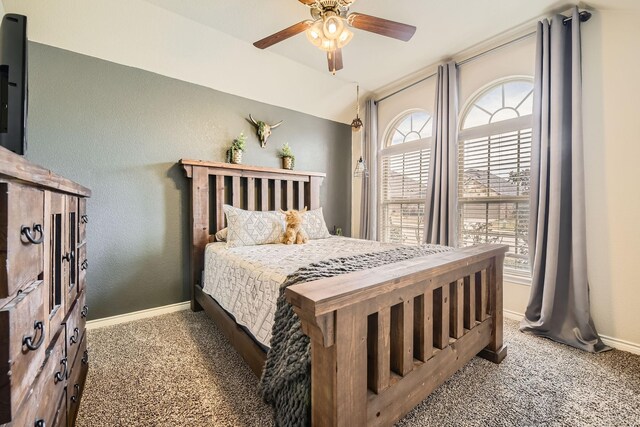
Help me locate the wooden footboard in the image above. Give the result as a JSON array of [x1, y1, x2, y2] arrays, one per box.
[[286, 244, 508, 426]]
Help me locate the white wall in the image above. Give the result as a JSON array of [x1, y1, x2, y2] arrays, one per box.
[[458, 37, 536, 107], [3, 0, 355, 123], [581, 8, 640, 349], [353, 9, 640, 352], [352, 132, 362, 236], [377, 78, 438, 136]]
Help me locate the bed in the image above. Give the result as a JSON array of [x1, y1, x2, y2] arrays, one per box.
[[180, 159, 508, 426], [203, 237, 408, 349]]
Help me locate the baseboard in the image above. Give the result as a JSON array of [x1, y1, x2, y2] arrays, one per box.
[[504, 308, 525, 322], [503, 309, 640, 355], [598, 334, 640, 355], [86, 301, 191, 330]]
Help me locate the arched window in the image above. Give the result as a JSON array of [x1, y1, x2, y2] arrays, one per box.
[[458, 78, 533, 278], [462, 79, 534, 128], [379, 110, 433, 245], [388, 110, 433, 145]]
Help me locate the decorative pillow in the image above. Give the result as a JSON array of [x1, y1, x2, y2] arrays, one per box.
[[301, 207, 331, 240], [214, 228, 228, 242], [223, 205, 285, 247]]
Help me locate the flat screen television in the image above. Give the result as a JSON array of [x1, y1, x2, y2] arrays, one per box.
[[0, 14, 27, 155]]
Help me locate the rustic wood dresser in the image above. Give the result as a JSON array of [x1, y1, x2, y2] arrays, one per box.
[[0, 146, 90, 427]]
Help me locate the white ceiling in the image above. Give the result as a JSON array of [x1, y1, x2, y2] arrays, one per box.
[[141, 0, 636, 91], [4, 0, 640, 123]]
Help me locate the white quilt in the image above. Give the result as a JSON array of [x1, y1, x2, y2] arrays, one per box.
[[202, 237, 401, 347]]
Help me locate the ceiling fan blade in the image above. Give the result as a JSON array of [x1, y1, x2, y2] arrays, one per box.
[[254, 20, 312, 49], [298, 0, 317, 5], [327, 49, 343, 73], [347, 13, 416, 41]]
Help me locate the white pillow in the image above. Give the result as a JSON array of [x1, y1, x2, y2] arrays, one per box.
[[223, 205, 285, 247], [301, 207, 331, 240]]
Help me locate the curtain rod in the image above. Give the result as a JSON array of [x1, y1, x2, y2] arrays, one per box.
[[375, 10, 592, 104], [376, 72, 437, 103], [458, 10, 591, 66], [563, 10, 592, 24], [456, 31, 535, 67]]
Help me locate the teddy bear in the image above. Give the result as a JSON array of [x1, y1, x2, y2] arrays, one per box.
[[280, 207, 309, 245]]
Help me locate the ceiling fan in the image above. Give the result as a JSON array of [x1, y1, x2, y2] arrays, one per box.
[[253, 0, 417, 74]]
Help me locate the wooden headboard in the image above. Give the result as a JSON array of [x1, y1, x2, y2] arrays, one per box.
[[179, 159, 326, 309]]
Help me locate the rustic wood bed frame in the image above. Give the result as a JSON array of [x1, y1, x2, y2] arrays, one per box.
[[180, 159, 508, 426]]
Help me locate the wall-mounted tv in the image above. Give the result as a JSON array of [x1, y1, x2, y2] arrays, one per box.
[[0, 14, 27, 155]]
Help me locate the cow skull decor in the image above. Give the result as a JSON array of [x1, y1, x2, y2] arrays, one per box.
[[248, 114, 283, 148]]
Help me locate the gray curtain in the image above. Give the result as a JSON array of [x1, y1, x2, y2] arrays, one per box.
[[359, 99, 378, 240], [424, 61, 458, 246], [520, 8, 608, 353]]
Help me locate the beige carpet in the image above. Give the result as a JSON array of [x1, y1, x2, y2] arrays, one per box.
[[77, 311, 640, 427]]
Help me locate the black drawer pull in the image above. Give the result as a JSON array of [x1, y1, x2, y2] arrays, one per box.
[[21, 224, 44, 245], [35, 419, 46, 427], [71, 383, 80, 403], [82, 349, 89, 365], [81, 305, 88, 318], [70, 327, 80, 345], [62, 252, 71, 262], [81, 214, 88, 224], [23, 321, 45, 351], [81, 259, 88, 270], [54, 357, 67, 383]]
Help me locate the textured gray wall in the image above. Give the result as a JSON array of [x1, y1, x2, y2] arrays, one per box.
[[25, 43, 352, 320]]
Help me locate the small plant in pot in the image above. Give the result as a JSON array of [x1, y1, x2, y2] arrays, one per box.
[[228, 132, 246, 164], [279, 143, 295, 170]]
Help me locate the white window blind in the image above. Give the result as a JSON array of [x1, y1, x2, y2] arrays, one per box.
[[458, 129, 531, 274], [458, 79, 534, 277], [379, 110, 432, 245], [381, 147, 430, 245]]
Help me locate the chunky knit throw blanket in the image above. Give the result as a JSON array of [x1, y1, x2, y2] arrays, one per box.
[[259, 244, 451, 427]]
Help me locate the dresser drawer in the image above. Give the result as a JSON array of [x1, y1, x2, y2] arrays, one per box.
[[53, 394, 68, 427], [77, 244, 87, 294], [0, 280, 47, 423], [7, 329, 67, 427], [78, 198, 87, 245], [67, 333, 88, 427], [0, 183, 45, 299], [63, 292, 85, 367]]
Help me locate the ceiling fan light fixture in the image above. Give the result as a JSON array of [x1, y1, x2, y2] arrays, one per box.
[[305, 20, 324, 48], [322, 14, 344, 40], [336, 28, 353, 48], [321, 38, 336, 52], [306, 15, 352, 52], [253, 2, 417, 74]]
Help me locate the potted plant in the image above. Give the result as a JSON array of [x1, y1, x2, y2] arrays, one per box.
[[228, 132, 246, 164], [279, 143, 295, 170]]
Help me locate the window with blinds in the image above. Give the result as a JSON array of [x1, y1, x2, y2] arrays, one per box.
[[380, 111, 432, 245], [458, 79, 534, 277]]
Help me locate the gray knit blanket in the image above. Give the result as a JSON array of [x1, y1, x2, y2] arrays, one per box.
[[259, 244, 451, 427]]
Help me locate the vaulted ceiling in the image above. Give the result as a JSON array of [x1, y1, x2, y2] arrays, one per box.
[[4, 0, 639, 123], [142, 0, 563, 91]]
